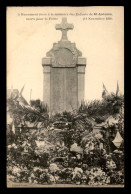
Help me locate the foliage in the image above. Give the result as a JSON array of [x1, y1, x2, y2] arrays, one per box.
[[7, 92, 124, 186], [30, 99, 48, 113], [7, 97, 49, 126], [79, 93, 124, 118]]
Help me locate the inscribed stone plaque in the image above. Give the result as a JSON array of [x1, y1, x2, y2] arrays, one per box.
[[53, 48, 73, 67]]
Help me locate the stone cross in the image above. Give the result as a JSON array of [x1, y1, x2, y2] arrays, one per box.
[[55, 17, 74, 41], [42, 18, 86, 114]]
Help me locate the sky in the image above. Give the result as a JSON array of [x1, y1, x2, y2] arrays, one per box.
[[7, 6, 124, 103]]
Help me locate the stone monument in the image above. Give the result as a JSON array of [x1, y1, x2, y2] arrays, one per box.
[[42, 18, 86, 114]]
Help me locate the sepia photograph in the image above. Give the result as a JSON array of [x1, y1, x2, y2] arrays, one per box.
[[6, 6, 124, 187]]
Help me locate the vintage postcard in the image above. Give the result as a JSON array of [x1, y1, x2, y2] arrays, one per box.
[[7, 6, 124, 187]]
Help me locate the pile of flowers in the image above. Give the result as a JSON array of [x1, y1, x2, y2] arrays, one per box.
[[6, 89, 124, 186], [86, 168, 110, 186], [7, 127, 124, 185], [7, 99, 124, 186]]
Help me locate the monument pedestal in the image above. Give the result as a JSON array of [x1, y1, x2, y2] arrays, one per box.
[[42, 18, 86, 114]]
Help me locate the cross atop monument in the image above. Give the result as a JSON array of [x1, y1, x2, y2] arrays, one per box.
[[55, 17, 74, 41], [42, 18, 86, 114]]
